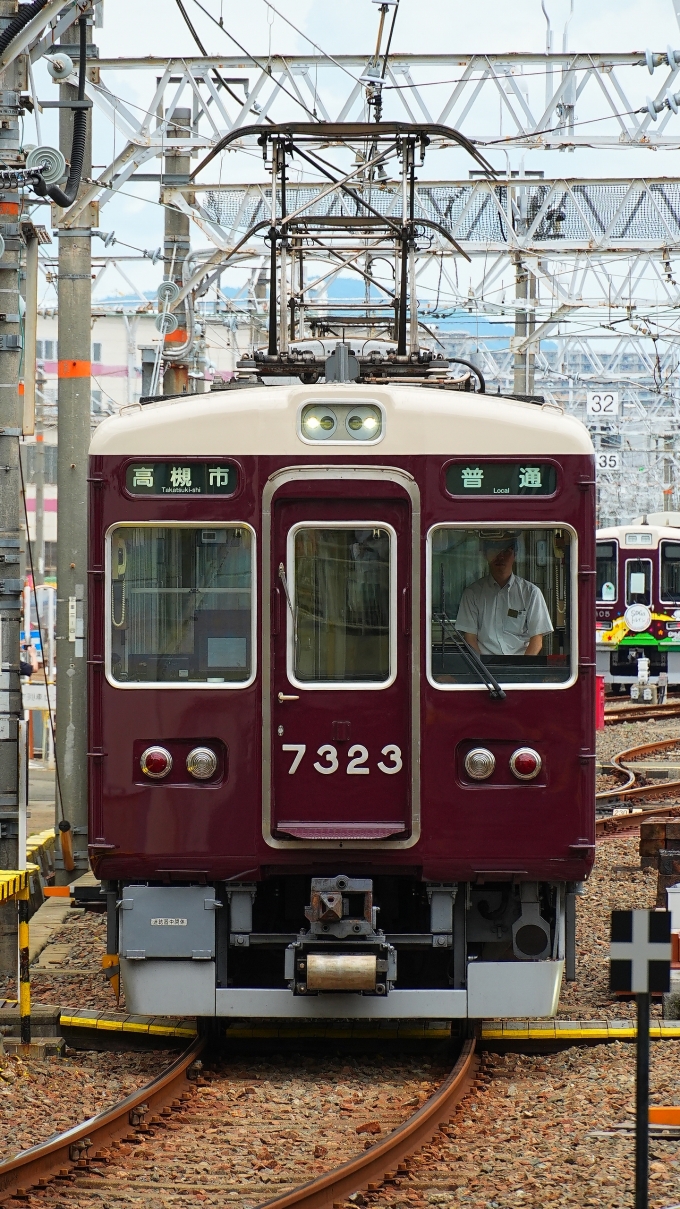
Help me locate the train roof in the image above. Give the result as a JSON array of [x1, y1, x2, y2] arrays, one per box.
[[597, 523, 680, 549], [89, 383, 594, 458]]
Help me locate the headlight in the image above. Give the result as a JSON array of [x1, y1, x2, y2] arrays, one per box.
[[464, 747, 496, 780], [345, 405, 382, 441], [186, 747, 218, 780], [301, 405, 337, 440]]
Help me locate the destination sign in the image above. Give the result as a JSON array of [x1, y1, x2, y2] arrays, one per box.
[[446, 462, 557, 497], [126, 462, 237, 496]]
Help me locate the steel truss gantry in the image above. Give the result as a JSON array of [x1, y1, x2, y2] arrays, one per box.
[[55, 49, 680, 226], [35, 48, 680, 522]]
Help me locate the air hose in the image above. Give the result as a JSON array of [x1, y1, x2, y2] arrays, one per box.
[[32, 16, 87, 208], [0, 0, 50, 58]]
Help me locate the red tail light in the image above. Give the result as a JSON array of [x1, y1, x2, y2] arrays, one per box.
[[509, 747, 541, 780], [140, 746, 173, 779]]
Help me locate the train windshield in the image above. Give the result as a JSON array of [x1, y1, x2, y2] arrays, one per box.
[[291, 525, 393, 684], [661, 543, 680, 603], [108, 525, 253, 686], [596, 541, 618, 602], [625, 558, 652, 606], [429, 526, 573, 687]]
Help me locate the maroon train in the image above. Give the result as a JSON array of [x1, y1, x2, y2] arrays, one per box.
[[87, 382, 595, 1020]]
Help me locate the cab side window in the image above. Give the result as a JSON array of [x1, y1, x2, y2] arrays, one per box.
[[661, 544, 680, 604], [596, 542, 617, 602], [108, 525, 254, 686], [430, 526, 573, 688]]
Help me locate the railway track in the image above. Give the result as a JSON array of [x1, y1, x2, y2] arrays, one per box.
[[0, 1036, 477, 1207], [605, 701, 680, 725], [596, 735, 680, 835], [0, 1036, 205, 1202]]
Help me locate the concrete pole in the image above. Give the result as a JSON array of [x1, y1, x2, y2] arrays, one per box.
[[513, 256, 536, 396], [664, 435, 674, 512], [34, 404, 44, 587], [55, 19, 93, 879], [35, 365, 46, 586], [0, 0, 26, 972], [163, 109, 191, 396]]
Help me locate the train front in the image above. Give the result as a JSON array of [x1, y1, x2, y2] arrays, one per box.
[[597, 518, 680, 693], [88, 383, 595, 1022]]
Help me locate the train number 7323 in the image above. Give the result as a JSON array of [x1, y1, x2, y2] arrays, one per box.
[[282, 743, 402, 775]]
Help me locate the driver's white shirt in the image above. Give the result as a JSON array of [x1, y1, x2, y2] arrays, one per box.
[[455, 572, 553, 656]]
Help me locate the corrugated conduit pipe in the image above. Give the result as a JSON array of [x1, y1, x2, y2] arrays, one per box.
[[0, 0, 49, 57], [32, 16, 87, 208]]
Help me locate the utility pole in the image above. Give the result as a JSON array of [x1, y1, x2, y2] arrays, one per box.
[[513, 256, 536, 396], [54, 17, 94, 880], [663, 434, 674, 513], [162, 108, 191, 396], [34, 367, 45, 586], [0, 0, 27, 972]]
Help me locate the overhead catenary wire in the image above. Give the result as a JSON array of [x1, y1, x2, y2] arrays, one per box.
[[187, 0, 320, 121], [381, 1, 399, 78], [259, 0, 362, 84], [173, 0, 270, 119]]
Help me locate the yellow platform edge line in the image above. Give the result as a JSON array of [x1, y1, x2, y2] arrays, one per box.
[[0, 865, 41, 905], [481, 1025, 680, 1040], [59, 1014, 198, 1038], [52, 1014, 680, 1042]]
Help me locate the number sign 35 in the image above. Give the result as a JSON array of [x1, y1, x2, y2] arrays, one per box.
[[282, 743, 402, 775]]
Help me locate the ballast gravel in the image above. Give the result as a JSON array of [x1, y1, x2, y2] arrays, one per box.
[[0, 909, 121, 1013], [557, 832, 658, 1019], [598, 717, 680, 763], [1, 714, 680, 1206], [0, 1048, 169, 1161], [1, 1053, 444, 1207], [362, 1043, 680, 1209]]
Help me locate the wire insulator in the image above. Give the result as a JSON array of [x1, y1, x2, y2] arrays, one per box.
[[32, 17, 88, 209]]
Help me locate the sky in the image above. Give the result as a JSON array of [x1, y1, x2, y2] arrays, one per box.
[[30, 0, 680, 305]]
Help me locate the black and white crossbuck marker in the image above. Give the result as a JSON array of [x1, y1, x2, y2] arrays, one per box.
[[610, 910, 671, 994]]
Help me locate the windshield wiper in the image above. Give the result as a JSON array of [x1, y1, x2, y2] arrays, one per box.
[[433, 611, 506, 700]]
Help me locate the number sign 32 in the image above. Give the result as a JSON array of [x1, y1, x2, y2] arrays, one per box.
[[586, 391, 620, 416], [282, 743, 402, 775]]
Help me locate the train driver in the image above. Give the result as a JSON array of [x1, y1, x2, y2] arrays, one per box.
[[456, 533, 553, 657]]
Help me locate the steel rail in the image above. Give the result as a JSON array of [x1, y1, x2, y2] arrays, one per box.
[[256, 1038, 478, 1209], [604, 703, 680, 725], [0, 1033, 476, 1209], [596, 735, 680, 835], [597, 736, 680, 803], [596, 798, 680, 836], [0, 1036, 205, 1200]]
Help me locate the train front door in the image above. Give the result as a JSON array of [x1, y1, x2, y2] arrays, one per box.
[[266, 472, 416, 843]]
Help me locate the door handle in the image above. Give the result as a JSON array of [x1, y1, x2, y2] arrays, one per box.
[[278, 692, 300, 702]]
